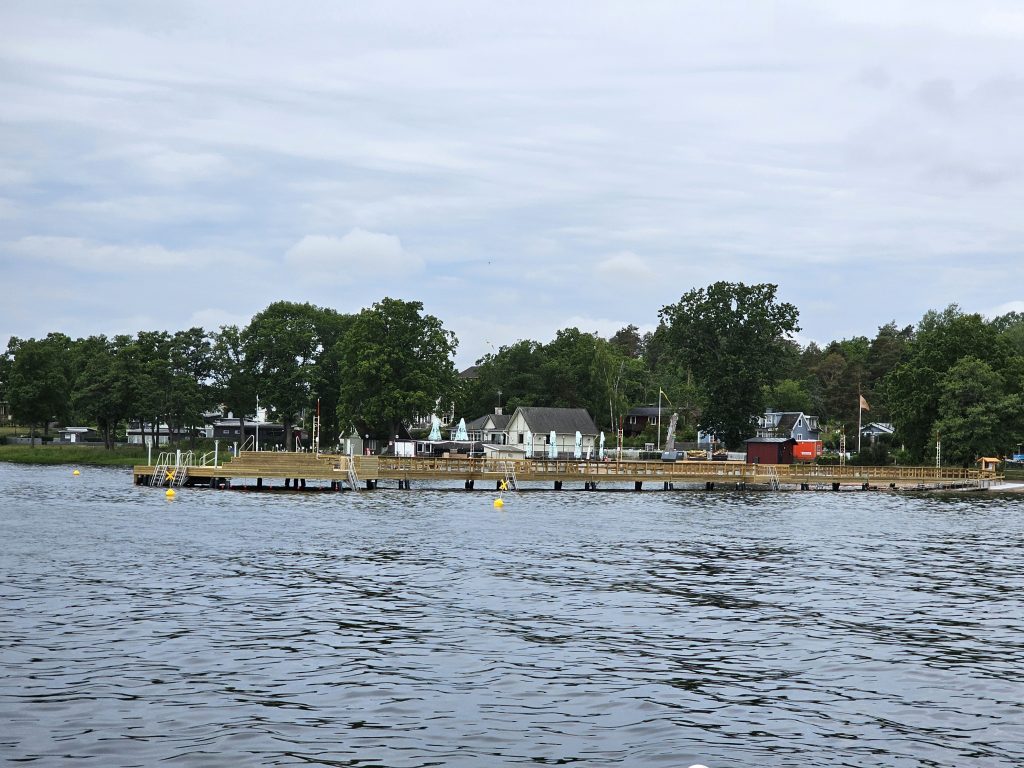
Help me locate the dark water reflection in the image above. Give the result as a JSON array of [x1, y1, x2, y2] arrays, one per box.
[[1, 463, 1022, 766]]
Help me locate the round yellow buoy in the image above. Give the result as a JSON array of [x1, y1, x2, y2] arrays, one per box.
[[73, 469, 80, 476], [493, 497, 504, 508], [165, 488, 175, 499]]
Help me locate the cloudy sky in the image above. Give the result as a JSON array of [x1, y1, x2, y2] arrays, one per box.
[[2, 1, 1023, 366]]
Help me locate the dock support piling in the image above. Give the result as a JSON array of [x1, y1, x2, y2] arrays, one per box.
[[256, 477, 263, 490], [554, 481, 562, 490], [634, 481, 642, 491], [832, 482, 840, 491]]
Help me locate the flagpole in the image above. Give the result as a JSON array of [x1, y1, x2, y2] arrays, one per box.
[[657, 388, 662, 452], [857, 390, 863, 455]]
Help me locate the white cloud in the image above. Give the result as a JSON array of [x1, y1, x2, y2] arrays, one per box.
[[595, 251, 656, 284], [986, 300, 1024, 318], [56, 196, 243, 223], [283, 229, 423, 278], [6, 236, 258, 272], [3, 1, 1024, 354], [95, 144, 232, 186]]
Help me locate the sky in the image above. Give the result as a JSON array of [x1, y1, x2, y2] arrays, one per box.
[[2, 0, 1023, 367]]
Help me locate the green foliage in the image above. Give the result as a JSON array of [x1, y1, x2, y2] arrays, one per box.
[[457, 328, 649, 431], [883, 305, 1018, 459], [70, 336, 126, 448], [211, 324, 256, 430], [243, 301, 329, 449], [0, 444, 147, 466], [659, 282, 800, 448], [3, 334, 74, 443], [608, 324, 644, 358], [933, 357, 1023, 466], [336, 298, 458, 439], [764, 378, 815, 414], [5, 292, 1023, 467]]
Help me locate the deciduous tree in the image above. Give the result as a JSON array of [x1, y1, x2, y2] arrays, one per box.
[[336, 298, 458, 439], [659, 282, 800, 448]]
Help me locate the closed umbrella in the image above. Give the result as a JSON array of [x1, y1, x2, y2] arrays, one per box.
[[599, 431, 605, 460], [428, 415, 442, 442], [454, 418, 468, 441], [548, 430, 557, 459], [574, 431, 582, 459], [525, 430, 533, 458]]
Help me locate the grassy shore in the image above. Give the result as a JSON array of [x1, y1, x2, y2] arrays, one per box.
[[0, 444, 148, 467]]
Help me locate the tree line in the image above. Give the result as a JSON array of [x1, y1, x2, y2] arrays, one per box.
[[2, 283, 1022, 465]]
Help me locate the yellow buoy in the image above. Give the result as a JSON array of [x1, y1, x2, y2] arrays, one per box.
[[73, 469, 80, 476], [165, 488, 175, 498], [493, 497, 504, 508]]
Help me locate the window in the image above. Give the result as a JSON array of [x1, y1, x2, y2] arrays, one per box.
[[518, 433, 524, 444]]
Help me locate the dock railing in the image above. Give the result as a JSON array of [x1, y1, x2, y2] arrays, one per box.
[[371, 456, 994, 485]]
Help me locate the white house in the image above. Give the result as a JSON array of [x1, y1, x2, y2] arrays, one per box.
[[503, 407, 599, 458]]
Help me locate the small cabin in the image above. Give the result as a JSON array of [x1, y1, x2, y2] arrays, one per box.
[[977, 456, 1001, 474], [57, 426, 99, 443], [744, 437, 797, 465]]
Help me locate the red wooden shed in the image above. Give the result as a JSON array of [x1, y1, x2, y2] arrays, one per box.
[[745, 437, 797, 465]]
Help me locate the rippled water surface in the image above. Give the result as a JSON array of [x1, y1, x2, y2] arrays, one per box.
[[1, 463, 1022, 767]]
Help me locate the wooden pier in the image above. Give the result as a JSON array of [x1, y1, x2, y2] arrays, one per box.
[[133, 451, 1002, 492]]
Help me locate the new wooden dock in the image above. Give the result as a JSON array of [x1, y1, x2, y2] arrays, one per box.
[[133, 451, 1002, 492]]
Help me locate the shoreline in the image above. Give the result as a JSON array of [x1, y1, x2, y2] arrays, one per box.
[[0, 446, 147, 468]]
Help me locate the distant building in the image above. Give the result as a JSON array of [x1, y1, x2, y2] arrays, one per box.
[[745, 437, 797, 465], [126, 423, 193, 446], [503, 406, 599, 458], [757, 411, 822, 461], [57, 426, 99, 443], [465, 408, 511, 444], [211, 419, 288, 447], [860, 422, 895, 444], [622, 405, 664, 438]]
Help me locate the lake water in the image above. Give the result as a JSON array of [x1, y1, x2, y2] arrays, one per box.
[[0, 463, 1021, 767]]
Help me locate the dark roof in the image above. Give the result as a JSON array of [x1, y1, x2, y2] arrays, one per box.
[[515, 407, 598, 435], [861, 422, 894, 434], [626, 406, 666, 418], [214, 419, 283, 428], [459, 365, 481, 380], [466, 413, 511, 430], [776, 413, 799, 433], [745, 437, 797, 444]]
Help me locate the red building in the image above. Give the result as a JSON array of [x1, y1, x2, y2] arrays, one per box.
[[745, 437, 797, 464]]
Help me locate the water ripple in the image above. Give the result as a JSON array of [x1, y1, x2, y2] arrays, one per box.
[[0, 463, 1021, 766]]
